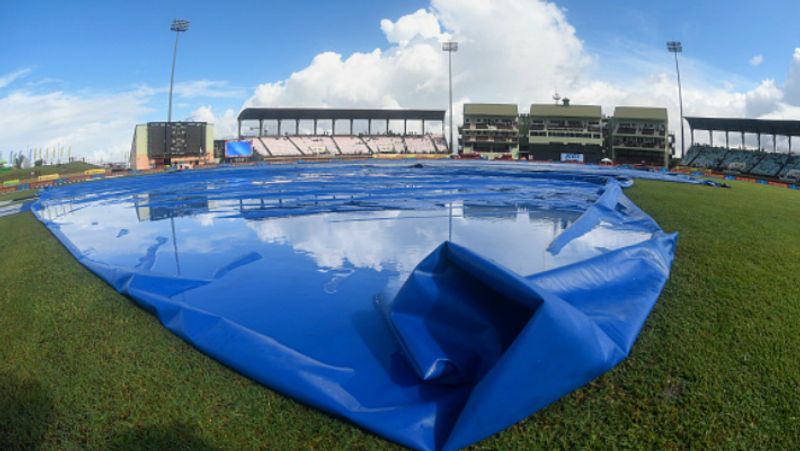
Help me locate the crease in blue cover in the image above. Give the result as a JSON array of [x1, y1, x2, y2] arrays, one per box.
[[31, 161, 696, 450]]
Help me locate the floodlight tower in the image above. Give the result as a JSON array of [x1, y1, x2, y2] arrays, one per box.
[[168, 19, 190, 123], [667, 41, 686, 158], [442, 41, 458, 155]]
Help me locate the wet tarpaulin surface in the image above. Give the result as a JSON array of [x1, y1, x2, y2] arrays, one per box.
[[33, 162, 695, 450]]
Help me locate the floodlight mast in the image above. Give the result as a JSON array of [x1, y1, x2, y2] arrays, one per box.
[[667, 41, 686, 159], [442, 41, 458, 155], [168, 19, 190, 123]]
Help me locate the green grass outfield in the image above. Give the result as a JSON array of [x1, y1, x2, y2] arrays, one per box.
[[0, 161, 98, 183], [1, 179, 798, 449]]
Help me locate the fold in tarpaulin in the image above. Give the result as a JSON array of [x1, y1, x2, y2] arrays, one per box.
[[31, 162, 691, 450]]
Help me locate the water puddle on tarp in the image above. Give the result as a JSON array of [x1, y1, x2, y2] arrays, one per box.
[[38, 197, 652, 301]]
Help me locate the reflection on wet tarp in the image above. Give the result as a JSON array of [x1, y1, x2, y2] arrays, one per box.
[[32, 161, 694, 451]]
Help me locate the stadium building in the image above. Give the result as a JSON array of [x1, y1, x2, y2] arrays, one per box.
[[130, 122, 214, 170], [234, 108, 448, 159], [609, 107, 671, 166], [459, 104, 520, 158], [520, 100, 604, 163], [459, 102, 673, 166], [681, 117, 800, 182]]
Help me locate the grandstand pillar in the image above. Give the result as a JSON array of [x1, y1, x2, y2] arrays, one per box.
[[349, 119, 353, 135], [774, 134, 777, 153], [313, 119, 318, 135], [295, 120, 299, 135], [278, 120, 282, 136], [709, 130, 713, 147], [386, 119, 390, 134], [741, 132, 745, 149], [758, 133, 761, 151], [259, 120, 264, 137], [422, 121, 426, 134], [368, 120, 372, 135], [726, 131, 729, 149], [237, 120, 242, 139], [404, 119, 407, 135], [690, 128, 694, 145], [790, 136, 793, 154]]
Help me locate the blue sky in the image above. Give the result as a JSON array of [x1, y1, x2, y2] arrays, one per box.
[[2, 0, 800, 159]]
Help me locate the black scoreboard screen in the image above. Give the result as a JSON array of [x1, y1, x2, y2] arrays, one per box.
[[147, 122, 207, 158]]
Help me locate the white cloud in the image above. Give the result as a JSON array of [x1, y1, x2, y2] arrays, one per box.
[[380, 9, 446, 45], [0, 88, 152, 163], [189, 106, 238, 139], [0, 77, 244, 162], [783, 48, 800, 106], [749, 55, 764, 67], [0, 68, 33, 89]]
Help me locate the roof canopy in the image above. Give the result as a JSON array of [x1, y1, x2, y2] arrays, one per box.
[[613, 107, 668, 122], [463, 103, 518, 117], [238, 108, 445, 122], [685, 116, 800, 136], [530, 104, 601, 119]]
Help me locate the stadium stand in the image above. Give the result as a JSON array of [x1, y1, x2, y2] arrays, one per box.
[[718, 150, 764, 173], [432, 136, 448, 152], [779, 167, 800, 182], [686, 145, 728, 169], [252, 137, 272, 157], [262, 136, 303, 157], [333, 136, 372, 155], [403, 135, 438, 153], [680, 146, 701, 166], [290, 136, 340, 155], [777, 156, 800, 178], [749, 153, 789, 177], [363, 136, 406, 153]]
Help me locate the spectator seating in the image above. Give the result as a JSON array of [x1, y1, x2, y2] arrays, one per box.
[[333, 136, 372, 155], [290, 136, 340, 155], [687, 145, 728, 168], [261, 137, 302, 157], [403, 136, 437, 153], [363, 136, 406, 153], [432, 136, 448, 152], [719, 150, 764, 173], [750, 153, 789, 177], [252, 138, 271, 157], [777, 156, 800, 179]]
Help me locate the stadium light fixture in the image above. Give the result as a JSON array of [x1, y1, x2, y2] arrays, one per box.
[[168, 19, 190, 123], [442, 41, 458, 155], [667, 41, 686, 158]]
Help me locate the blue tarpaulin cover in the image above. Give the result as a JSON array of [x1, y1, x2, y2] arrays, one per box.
[[32, 161, 700, 450]]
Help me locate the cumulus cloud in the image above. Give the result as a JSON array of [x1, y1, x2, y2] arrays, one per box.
[[380, 9, 446, 45], [749, 55, 764, 67], [783, 48, 800, 106], [189, 106, 238, 138]]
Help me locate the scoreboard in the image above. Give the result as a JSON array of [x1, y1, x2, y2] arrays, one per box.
[[147, 122, 208, 158]]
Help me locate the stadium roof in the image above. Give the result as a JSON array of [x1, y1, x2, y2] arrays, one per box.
[[238, 108, 445, 122], [530, 104, 601, 119], [613, 107, 668, 122], [463, 103, 518, 117], [685, 117, 800, 136]]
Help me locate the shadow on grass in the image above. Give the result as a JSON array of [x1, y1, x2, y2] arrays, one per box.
[[0, 372, 55, 450], [107, 422, 216, 451]]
